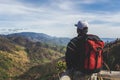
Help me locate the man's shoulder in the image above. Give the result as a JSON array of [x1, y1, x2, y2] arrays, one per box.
[[68, 36, 84, 46], [70, 36, 83, 42], [71, 37, 78, 41], [67, 37, 80, 51]]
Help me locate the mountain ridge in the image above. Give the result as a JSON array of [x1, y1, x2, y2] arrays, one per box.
[[6, 32, 70, 46], [5, 32, 117, 46]]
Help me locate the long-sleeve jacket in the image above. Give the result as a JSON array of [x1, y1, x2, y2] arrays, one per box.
[[65, 35, 87, 71]]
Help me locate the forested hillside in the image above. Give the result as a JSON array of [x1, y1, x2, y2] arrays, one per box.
[[0, 36, 30, 80], [7, 32, 70, 46], [0, 35, 65, 80], [0, 32, 119, 80]]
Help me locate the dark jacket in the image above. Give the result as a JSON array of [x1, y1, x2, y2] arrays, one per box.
[[65, 35, 87, 71], [65, 34, 101, 72]]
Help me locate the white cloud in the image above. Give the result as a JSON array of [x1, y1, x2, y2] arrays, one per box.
[[77, 0, 109, 4], [0, 0, 46, 15], [0, 0, 119, 38], [50, 0, 75, 10], [89, 24, 120, 38]]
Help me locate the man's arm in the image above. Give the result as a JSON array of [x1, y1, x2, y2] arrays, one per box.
[[65, 38, 78, 70]]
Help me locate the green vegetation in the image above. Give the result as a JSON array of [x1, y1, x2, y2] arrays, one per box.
[[56, 60, 66, 73], [0, 47, 30, 80], [0, 34, 119, 80], [0, 35, 65, 80]]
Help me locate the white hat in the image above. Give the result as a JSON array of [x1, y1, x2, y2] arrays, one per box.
[[75, 20, 88, 29]]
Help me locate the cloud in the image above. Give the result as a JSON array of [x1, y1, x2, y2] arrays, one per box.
[[89, 24, 120, 38], [0, 0, 120, 38], [0, 28, 27, 34], [0, 0, 47, 16], [82, 0, 109, 3]]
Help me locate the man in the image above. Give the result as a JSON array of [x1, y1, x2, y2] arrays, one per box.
[[60, 20, 103, 80], [66, 20, 89, 73]]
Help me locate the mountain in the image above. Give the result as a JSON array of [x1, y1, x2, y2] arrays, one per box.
[[0, 34, 65, 80], [6, 32, 70, 46], [0, 32, 119, 80], [6, 32, 116, 46]]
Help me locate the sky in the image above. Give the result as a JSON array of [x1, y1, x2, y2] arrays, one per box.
[[0, 0, 120, 38]]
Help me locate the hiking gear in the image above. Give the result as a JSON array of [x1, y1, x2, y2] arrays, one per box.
[[83, 34, 104, 74], [75, 20, 88, 30], [65, 34, 104, 74]]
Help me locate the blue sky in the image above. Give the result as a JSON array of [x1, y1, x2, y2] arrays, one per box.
[[0, 0, 120, 38]]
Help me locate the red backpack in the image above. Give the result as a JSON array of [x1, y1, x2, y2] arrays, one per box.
[[83, 34, 104, 74]]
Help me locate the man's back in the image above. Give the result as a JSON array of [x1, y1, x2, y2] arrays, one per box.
[[61, 20, 104, 80], [66, 34, 104, 73]]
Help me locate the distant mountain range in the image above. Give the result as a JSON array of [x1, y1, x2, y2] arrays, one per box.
[[5, 32, 116, 45], [6, 32, 70, 46]]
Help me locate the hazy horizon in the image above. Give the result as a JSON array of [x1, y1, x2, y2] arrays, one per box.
[[0, 31, 119, 39]]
